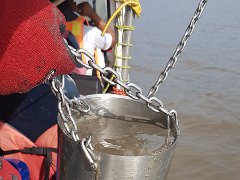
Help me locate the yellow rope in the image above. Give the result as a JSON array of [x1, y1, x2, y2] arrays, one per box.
[[101, 0, 141, 36], [114, 65, 131, 69], [115, 25, 135, 31], [102, 0, 141, 93], [118, 42, 133, 47], [114, 42, 132, 59], [103, 75, 115, 93], [115, 55, 132, 60]]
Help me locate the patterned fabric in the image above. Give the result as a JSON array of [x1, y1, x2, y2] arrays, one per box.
[[0, 0, 76, 95]]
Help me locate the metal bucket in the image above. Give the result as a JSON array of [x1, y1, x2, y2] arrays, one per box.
[[57, 94, 179, 180]]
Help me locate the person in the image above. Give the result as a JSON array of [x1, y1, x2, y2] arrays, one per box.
[[76, 1, 116, 50], [0, 0, 79, 179], [57, 0, 116, 77]]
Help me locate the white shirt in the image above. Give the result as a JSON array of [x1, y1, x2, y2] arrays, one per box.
[[83, 25, 112, 75], [83, 25, 112, 52]]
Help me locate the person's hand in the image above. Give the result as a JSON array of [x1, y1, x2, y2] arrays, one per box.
[[76, 2, 116, 49], [77, 2, 93, 18]]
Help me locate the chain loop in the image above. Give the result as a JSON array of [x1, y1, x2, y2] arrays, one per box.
[[67, 46, 177, 116], [124, 83, 142, 100], [71, 97, 91, 113], [136, 92, 152, 104], [114, 78, 131, 91], [147, 96, 164, 113], [81, 136, 97, 170], [51, 76, 89, 142], [101, 67, 120, 86]]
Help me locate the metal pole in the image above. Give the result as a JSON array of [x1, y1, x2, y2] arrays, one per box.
[[121, 6, 135, 85]]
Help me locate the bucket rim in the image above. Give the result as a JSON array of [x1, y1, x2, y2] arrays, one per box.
[[58, 93, 180, 157]]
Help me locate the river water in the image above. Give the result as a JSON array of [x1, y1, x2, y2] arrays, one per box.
[[129, 0, 240, 179]]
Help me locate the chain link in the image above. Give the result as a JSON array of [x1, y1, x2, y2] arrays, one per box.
[[147, 0, 208, 98], [81, 136, 97, 170]]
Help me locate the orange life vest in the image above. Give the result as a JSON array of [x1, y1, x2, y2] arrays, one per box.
[[65, 16, 103, 80], [65, 16, 88, 62], [0, 121, 58, 180]]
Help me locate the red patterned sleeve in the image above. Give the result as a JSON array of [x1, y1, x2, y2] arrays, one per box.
[[0, 0, 76, 95]]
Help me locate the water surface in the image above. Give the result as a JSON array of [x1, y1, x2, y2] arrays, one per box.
[[77, 117, 175, 156], [129, 0, 240, 179]]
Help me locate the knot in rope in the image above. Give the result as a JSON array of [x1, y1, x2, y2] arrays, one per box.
[[101, 0, 142, 36]]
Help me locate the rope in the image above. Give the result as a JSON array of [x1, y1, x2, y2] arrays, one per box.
[[101, 0, 141, 36], [114, 65, 131, 69], [115, 25, 135, 31], [117, 42, 133, 47], [102, 0, 141, 93], [103, 75, 115, 93]]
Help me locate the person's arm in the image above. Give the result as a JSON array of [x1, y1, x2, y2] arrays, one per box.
[[0, 0, 76, 95], [76, 2, 116, 49]]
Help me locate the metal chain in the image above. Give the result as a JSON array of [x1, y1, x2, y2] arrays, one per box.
[[51, 43, 176, 138], [50, 75, 99, 169], [147, 0, 208, 98], [51, 76, 90, 142], [69, 47, 172, 114], [47, 0, 208, 170]]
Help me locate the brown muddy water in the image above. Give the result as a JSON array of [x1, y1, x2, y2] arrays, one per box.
[[77, 117, 175, 156], [129, 0, 240, 179]]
